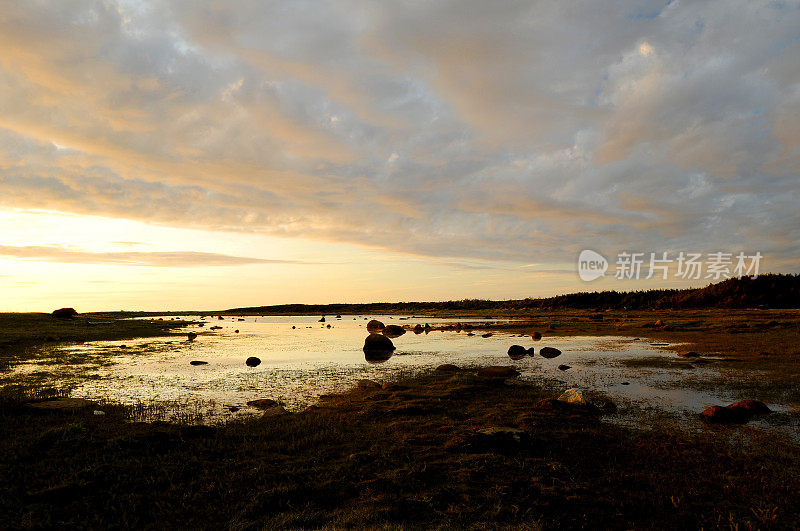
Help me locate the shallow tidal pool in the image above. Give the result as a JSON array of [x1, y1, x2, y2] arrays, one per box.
[[11, 313, 792, 427]]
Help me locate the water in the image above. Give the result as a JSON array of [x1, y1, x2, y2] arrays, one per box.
[[13, 314, 787, 425]]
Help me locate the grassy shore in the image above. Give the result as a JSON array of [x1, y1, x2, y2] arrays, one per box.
[[2, 369, 799, 529], [1, 310, 799, 528]]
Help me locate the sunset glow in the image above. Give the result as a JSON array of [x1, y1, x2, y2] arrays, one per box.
[[1, 1, 798, 311]]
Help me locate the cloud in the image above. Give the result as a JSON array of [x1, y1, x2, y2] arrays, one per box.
[[0, 245, 307, 267], [0, 0, 797, 268]]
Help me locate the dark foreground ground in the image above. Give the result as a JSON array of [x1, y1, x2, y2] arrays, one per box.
[[1, 311, 799, 529]]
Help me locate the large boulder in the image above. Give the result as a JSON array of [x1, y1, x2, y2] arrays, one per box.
[[367, 319, 386, 332], [363, 333, 395, 363], [51, 308, 78, 319], [539, 347, 562, 359], [383, 324, 406, 338], [507, 345, 527, 360]]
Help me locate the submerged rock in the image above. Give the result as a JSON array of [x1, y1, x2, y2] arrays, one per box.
[[383, 324, 405, 338], [477, 366, 520, 378], [25, 397, 95, 411], [356, 379, 382, 390], [539, 347, 562, 359]]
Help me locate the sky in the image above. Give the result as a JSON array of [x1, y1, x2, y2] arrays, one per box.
[[1, 0, 798, 311]]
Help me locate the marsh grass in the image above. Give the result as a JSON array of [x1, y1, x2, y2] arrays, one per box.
[[2, 370, 799, 529]]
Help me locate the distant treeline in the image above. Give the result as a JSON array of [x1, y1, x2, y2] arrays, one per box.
[[226, 274, 800, 314]]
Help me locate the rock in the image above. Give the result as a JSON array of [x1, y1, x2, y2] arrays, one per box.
[[292, 326, 296, 329], [319, 316, 326, 322], [532, 332, 542, 341], [197, 323, 205, 327], [218, 316, 224, 320], [539, 347, 562, 359], [526, 347, 536, 356], [367, 319, 386, 332], [363, 333, 395, 363], [189, 360, 208, 366], [621, 381, 630, 385], [700, 405, 738, 424], [51, 308, 78, 319], [356, 379, 381, 390], [210, 325, 222, 330], [263, 404, 288, 416], [557, 388, 585, 405], [477, 366, 520, 378], [187, 332, 197, 341], [238, 318, 245, 321], [246, 398, 278, 409], [413, 324, 425, 334], [558, 364, 571, 371], [701, 400, 771, 424], [481, 333, 493, 338], [228, 406, 240, 412], [326, 324, 332, 328], [25, 398, 95, 412], [678, 351, 700, 358], [507, 345, 527, 360], [235, 329, 239, 333], [245, 356, 261, 367], [654, 319, 664, 327], [335, 314, 342, 318], [436, 364, 460, 372], [547, 324, 554, 331], [727, 399, 771, 416], [383, 324, 405, 338]]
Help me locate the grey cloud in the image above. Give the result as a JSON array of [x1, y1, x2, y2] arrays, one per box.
[[0, 1, 797, 269]]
